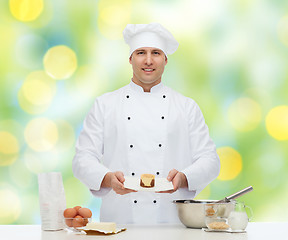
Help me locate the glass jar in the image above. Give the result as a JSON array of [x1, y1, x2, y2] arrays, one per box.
[[227, 201, 253, 231]]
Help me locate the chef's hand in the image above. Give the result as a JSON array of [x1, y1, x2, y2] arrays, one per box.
[[101, 171, 137, 195], [157, 169, 188, 194]]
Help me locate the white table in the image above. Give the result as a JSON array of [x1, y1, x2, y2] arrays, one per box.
[[1, 222, 287, 240]]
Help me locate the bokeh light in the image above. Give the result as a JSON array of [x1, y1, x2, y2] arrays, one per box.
[[18, 71, 56, 114], [0, 120, 24, 145], [97, 0, 131, 39], [0, 187, 21, 224], [217, 147, 242, 181], [9, 0, 44, 22], [18, 89, 48, 115], [0, 131, 19, 155], [265, 105, 288, 141], [278, 15, 288, 47], [0, 131, 19, 166], [24, 118, 58, 152], [228, 97, 262, 132], [22, 71, 56, 105], [43, 45, 78, 80]]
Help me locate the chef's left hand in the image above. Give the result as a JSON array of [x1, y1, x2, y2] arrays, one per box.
[[157, 169, 188, 194]]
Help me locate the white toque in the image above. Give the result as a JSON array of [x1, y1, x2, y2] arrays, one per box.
[[123, 23, 179, 56]]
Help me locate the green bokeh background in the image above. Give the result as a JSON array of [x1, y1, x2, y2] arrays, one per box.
[[1, 0, 288, 224]]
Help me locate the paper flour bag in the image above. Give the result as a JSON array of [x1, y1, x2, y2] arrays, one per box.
[[38, 172, 66, 231]]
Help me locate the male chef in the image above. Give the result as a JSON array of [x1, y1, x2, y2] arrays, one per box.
[[72, 23, 220, 224]]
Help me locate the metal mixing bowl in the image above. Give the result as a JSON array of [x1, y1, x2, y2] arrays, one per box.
[[173, 200, 235, 228]]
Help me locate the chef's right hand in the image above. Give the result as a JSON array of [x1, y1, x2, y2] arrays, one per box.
[[101, 171, 137, 195]]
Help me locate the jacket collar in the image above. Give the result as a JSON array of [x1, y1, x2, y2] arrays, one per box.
[[129, 80, 164, 93]]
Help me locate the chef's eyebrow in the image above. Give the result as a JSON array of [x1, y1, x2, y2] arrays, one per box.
[[135, 48, 162, 53], [135, 49, 146, 52]]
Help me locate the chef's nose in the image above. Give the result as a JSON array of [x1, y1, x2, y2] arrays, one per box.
[[145, 53, 152, 65]]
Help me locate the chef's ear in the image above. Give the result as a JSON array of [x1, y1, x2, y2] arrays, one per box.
[[129, 53, 134, 64], [165, 55, 168, 65]]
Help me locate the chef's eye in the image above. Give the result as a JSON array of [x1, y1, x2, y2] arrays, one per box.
[[153, 51, 160, 55], [137, 51, 145, 55]]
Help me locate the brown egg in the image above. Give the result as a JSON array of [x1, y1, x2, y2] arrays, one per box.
[[83, 218, 88, 226], [73, 206, 81, 212], [65, 218, 73, 227], [72, 215, 85, 228], [78, 207, 92, 218], [63, 208, 77, 218]]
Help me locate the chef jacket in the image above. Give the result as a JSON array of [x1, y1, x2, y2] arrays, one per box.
[[73, 80, 220, 225]]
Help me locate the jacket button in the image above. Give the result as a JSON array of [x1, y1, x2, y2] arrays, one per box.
[[161, 116, 164, 119], [156, 172, 160, 175], [130, 145, 133, 148], [153, 200, 157, 203], [132, 172, 135, 176], [126, 95, 130, 98], [134, 200, 137, 203], [163, 95, 166, 98], [159, 144, 162, 147], [128, 117, 131, 120]]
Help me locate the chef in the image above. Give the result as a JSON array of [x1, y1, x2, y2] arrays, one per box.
[[72, 23, 220, 224]]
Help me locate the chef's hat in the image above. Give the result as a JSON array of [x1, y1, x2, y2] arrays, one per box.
[[123, 23, 179, 56]]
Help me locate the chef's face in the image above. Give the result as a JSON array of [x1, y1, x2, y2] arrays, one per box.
[[129, 47, 167, 90]]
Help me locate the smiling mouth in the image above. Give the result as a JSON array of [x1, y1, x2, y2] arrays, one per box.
[[142, 68, 155, 72]]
